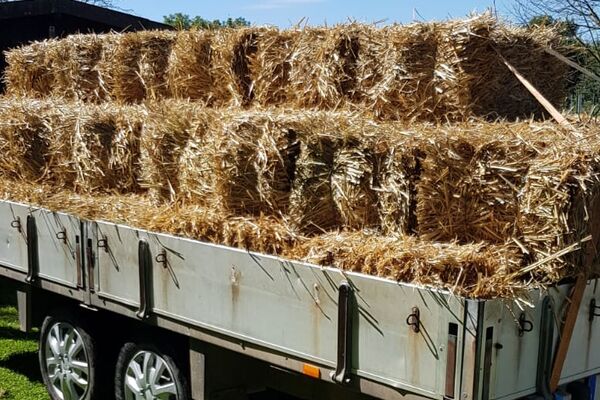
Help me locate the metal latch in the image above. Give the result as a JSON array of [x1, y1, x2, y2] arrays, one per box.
[[518, 312, 534, 336], [406, 307, 421, 333]]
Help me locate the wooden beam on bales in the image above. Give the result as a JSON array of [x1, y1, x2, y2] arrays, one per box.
[[549, 275, 587, 392], [545, 47, 600, 84], [495, 48, 579, 136]]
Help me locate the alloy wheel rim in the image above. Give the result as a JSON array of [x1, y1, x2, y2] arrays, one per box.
[[124, 350, 178, 400], [45, 322, 90, 400]]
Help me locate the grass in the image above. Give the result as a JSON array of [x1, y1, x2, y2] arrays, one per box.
[[0, 281, 49, 400]]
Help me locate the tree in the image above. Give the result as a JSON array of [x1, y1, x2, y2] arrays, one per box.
[[514, 0, 599, 63], [514, 1, 600, 113], [163, 13, 250, 30]]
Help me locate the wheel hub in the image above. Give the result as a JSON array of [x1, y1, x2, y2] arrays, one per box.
[[124, 350, 179, 400], [44, 322, 90, 400]]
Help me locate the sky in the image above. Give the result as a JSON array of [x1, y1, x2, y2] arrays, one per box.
[[115, 0, 515, 27]]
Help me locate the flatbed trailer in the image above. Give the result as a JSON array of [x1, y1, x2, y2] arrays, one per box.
[[0, 199, 599, 400]]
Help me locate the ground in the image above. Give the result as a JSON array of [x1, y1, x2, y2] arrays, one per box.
[[0, 282, 48, 400]]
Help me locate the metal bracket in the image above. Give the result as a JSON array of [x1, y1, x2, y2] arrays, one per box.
[[75, 235, 83, 288], [86, 238, 95, 293], [155, 250, 167, 268], [331, 281, 353, 385], [536, 296, 555, 400], [406, 307, 421, 333], [97, 237, 108, 253], [26, 215, 38, 284], [11, 217, 21, 233], [590, 298, 600, 322], [518, 312, 534, 336], [137, 240, 152, 320], [56, 229, 67, 244]]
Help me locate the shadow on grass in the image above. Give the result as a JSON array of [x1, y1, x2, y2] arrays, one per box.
[[0, 280, 17, 307], [0, 351, 43, 384]]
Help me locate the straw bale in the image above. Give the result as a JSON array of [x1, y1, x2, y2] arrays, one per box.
[[0, 176, 300, 256], [211, 28, 265, 106], [365, 24, 438, 121], [4, 40, 57, 97], [287, 112, 344, 234], [251, 29, 300, 106], [46, 34, 105, 102], [99, 31, 175, 103], [167, 30, 214, 102], [140, 101, 215, 203], [518, 150, 600, 281], [213, 111, 299, 215], [331, 132, 380, 229], [0, 98, 144, 191], [284, 230, 523, 298], [434, 15, 568, 120], [0, 98, 53, 181], [373, 130, 425, 234], [284, 26, 356, 109], [45, 102, 145, 193], [416, 124, 529, 244]]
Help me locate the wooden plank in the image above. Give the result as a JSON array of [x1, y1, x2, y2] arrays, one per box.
[[495, 49, 579, 136], [545, 47, 600, 84], [549, 275, 587, 392]]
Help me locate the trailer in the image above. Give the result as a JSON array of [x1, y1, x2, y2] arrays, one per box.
[[0, 199, 599, 400]]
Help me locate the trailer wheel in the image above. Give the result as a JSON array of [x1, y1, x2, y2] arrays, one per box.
[[115, 342, 189, 400], [39, 314, 99, 400]]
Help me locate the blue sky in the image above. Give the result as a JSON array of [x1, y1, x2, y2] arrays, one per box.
[[115, 0, 515, 27]]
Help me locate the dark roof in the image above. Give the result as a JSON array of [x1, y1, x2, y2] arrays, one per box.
[[0, 0, 170, 30]]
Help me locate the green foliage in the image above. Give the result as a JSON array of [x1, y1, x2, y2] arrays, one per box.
[[163, 13, 250, 30]]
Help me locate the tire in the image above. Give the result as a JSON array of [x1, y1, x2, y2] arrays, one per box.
[[115, 342, 189, 400], [39, 311, 101, 400]]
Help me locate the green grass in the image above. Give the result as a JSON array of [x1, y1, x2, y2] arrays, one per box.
[[0, 283, 49, 400]]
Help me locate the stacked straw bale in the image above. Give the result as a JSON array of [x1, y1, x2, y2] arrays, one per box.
[[0, 15, 593, 299], [4, 40, 56, 97], [213, 111, 299, 215], [167, 30, 214, 102], [284, 231, 523, 298], [210, 27, 265, 106], [365, 24, 438, 121], [46, 34, 105, 102], [140, 101, 216, 203], [97, 31, 176, 103], [3, 17, 570, 121], [0, 99, 54, 181], [0, 99, 144, 192], [433, 15, 568, 120], [251, 29, 300, 106]]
